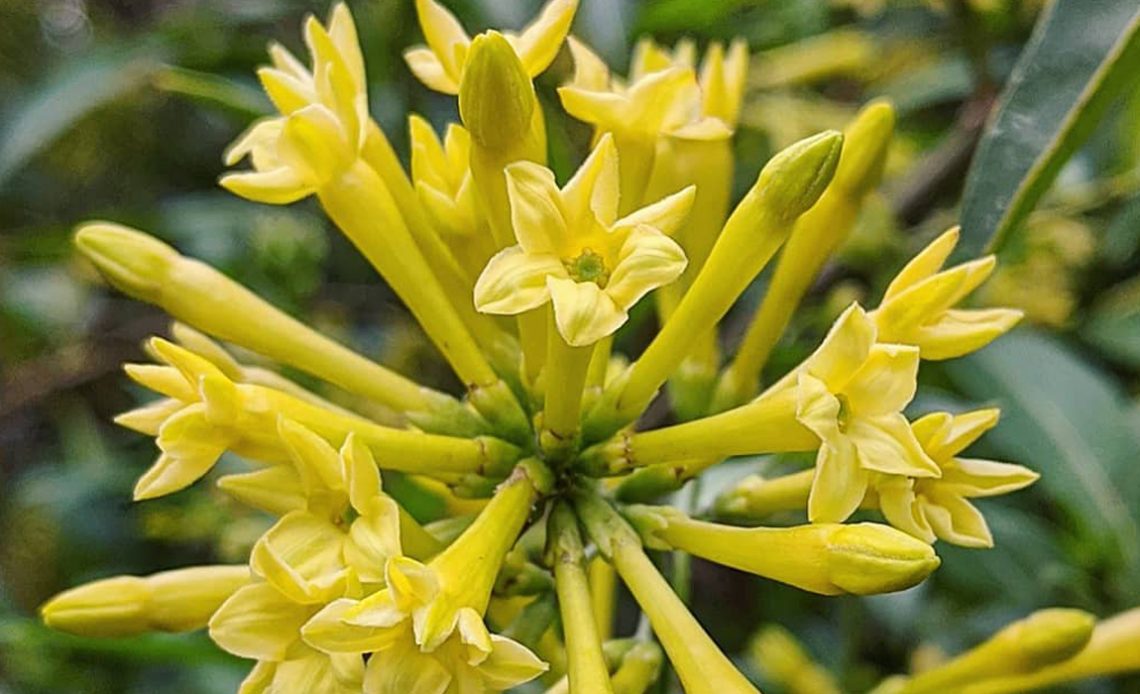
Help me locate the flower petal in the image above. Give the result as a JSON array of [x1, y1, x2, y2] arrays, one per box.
[[847, 414, 940, 478], [605, 225, 688, 309], [135, 405, 230, 500], [882, 227, 959, 300], [250, 511, 348, 604], [404, 47, 459, 94], [909, 307, 1023, 360], [208, 583, 313, 661], [504, 161, 567, 254], [302, 598, 406, 654], [841, 343, 920, 416], [612, 185, 696, 238], [808, 441, 869, 523], [795, 372, 841, 445], [477, 634, 549, 689], [940, 457, 1039, 498], [565, 36, 610, 91], [414, 0, 470, 81], [515, 0, 578, 77], [548, 276, 628, 346], [921, 491, 994, 548], [562, 133, 619, 229], [876, 476, 936, 544], [802, 303, 876, 393], [216, 464, 306, 517], [473, 246, 562, 315], [363, 636, 451, 694]]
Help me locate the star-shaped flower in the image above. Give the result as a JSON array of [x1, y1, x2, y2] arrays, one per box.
[[473, 134, 694, 346], [794, 304, 941, 523]]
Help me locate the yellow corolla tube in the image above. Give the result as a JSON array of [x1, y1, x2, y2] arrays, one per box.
[[74, 222, 486, 436], [715, 100, 896, 410], [625, 506, 940, 596], [889, 608, 1097, 693], [574, 490, 761, 694]]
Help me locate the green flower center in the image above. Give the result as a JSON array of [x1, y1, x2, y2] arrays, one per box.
[[565, 248, 609, 286]]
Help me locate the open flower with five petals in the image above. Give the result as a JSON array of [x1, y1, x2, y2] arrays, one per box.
[[241, 419, 403, 604], [791, 304, 942, 523], [875, 409, 1040, 547], [473, 134, 694, 346]]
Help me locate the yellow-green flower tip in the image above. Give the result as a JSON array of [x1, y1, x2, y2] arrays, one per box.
[[1013, 608, 1096, 668], [833, 99, 895, 195], [757, 130, 844, 221], [40, 576, 150, 637], [74, 222, 178, 303], [826, 523, 940, 595], [458, 31, 536, 151]]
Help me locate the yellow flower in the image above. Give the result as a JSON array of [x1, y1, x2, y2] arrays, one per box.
[[299, 465, 549, 692], [749, 625, 841, 694], [223, 4, 366, 203], [208, 580, 364, 693], [561, 40, 732, 209], [871, 228, 1023, 359], [117, 337, 518, 500], [626, 506, 939, 596], [405, 0, 577, 95], [875, 409, 1039, 547], [40, 565, 250, 637], [627, 36, 749, 127], [473, 134, 694, 346], [246, 420, 403, 603], [790, 303, 940, 523]]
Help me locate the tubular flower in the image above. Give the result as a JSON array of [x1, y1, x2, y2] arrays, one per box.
[[875, 409, 1039, 547], [473, 134, 694, 346], [870, 227, 1023, 359], [785, 303, 941, 523], [43, 2, 1050, 693], [404, 0, 578, 95]]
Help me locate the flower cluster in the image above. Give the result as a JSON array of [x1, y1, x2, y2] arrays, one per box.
[[41, 2, 1140, 693]]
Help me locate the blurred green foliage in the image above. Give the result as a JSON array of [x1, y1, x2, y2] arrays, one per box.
[[2, 0, 1139, 692]]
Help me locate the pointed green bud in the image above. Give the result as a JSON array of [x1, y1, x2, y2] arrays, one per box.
[[832, 99, 895, 196], [75, 222, 179, 304], [459, 31, 536, 151], [754, 129, 844, 221]]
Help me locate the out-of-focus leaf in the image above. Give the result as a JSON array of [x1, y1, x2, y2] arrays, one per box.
[[959, 0, 1140, 256], [1084, 275, 1140, 367], [944, 331, 1140, 592], [871, 56, 973, 115], [0, 45, 167, 188], [151, 66, 270, 119], [1099, 192, 1140, 267]]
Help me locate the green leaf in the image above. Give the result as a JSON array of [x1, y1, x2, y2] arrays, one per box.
[[151, 66, 270, 119], [944, 330, 1140, 594], [0, 45, 167, 189], [958, 0, 1140, 256], [1084, 275, 1140, 367]]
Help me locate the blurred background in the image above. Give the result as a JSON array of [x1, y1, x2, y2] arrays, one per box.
[[1, 0, 1139, 692]]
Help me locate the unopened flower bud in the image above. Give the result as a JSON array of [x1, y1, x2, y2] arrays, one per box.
[[752, 130, 844, 222], [41, 565, 249, 637], [459, 31, 536, 151], [75, 222, 179, 304], [625, 506, 939, 596]]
